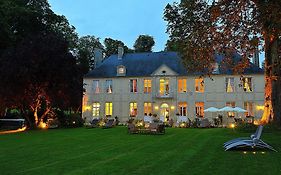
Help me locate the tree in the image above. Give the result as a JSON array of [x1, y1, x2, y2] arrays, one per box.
[[0, 32, 82, 128], [0, 0, 78, 53], [76, 35, 104, 74], [104, 38, 133, 57], [165, 39, 180, 52], [133, 35, 155, 52], [0, 0, 82, 128], [164, 0, 281, 125]]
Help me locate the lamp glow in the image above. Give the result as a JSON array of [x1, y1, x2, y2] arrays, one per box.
[[229, 123, 235, 128]]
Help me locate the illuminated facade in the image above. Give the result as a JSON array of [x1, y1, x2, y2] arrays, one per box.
[[82, 51, 264, 123]]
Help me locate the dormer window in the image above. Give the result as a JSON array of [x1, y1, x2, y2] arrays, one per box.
[[117, 65, 126, 76], [212, 63, 219, 74], [119, 67, 125, 74]]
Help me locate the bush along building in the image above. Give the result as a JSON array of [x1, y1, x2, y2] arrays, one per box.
[[82, 47, 264, 124]]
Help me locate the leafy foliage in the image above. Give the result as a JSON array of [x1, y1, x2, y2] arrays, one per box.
[[0, 0, 82, 128], [76, 35, 104, 74], [104, 38, 133, 57], [164, 0, 281, 125], [133, 35, 155, 52]]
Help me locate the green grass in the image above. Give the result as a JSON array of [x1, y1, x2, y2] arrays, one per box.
[[0, 127, 281, 175]]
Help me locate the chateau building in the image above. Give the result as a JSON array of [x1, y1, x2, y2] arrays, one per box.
[[82, 48, 264, 123]]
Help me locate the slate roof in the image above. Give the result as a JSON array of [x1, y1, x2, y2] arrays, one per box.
[[84, 51, 263, 78]]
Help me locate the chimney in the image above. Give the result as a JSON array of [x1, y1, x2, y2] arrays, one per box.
[[94, 48, 103, 68], [118, 46, 124, 60], [253, 47, 260, 67]]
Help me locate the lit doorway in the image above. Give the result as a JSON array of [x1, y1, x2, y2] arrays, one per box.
[[160, 103, 169, 122]]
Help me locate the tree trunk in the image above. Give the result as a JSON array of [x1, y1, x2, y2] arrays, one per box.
[[34, 107, 39, 126], [271, 38, 281, 126], [261, 34, 281, 126]]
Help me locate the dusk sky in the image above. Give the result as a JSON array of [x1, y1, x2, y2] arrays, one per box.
[[48, 0, 179, 52]]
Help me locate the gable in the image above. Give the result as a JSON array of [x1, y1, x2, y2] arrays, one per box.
[[151, 64, 178, 76]]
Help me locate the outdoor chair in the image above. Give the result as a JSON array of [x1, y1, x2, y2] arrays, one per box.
[[199, 118, 210, 128], [85, 118, 99, 128], [157, 124, 165, 134], [103, 119, 114, 129], [224, 125, 277, 152], [149, 123, 165, 134], [223, 125, 261, 148], [90, 118, 100, 128], [127, 123, 138, 134]]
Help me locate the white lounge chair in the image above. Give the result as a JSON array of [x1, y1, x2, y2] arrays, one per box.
[[224, 125, 277, 152], [223, 125, 261, 148]]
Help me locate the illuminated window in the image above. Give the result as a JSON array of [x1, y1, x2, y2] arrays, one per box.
[[225, 77, 234, 92], [93, 80, 100, 93], [144, 102, 152, 115], [241, 77, 253, 92], [92, 102, 100, 117], [244, 102, 254, 116], [178, 79, 187, 93], [129, 102, 138, 116], [160, 78, 169, 96], [226, 102, 235, 117], [105, 80, 113, 93], [105, 102, 112, 116], [130, 79, 137, 93], [195, 78, 204, 92], [195, 102, 204, 117], [178, 102, 187, 116], [144, 79, 152, 93]]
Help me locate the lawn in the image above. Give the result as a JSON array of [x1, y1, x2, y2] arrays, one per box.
[[0, 127, 280, 175]]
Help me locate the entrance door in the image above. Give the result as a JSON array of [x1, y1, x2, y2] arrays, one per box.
[[160, 103, 169, 122]]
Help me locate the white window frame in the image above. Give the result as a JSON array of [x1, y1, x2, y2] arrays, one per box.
[[92, 102, 100, 117]]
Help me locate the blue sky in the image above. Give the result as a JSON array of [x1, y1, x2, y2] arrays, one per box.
[[48, 0, 179, 52]]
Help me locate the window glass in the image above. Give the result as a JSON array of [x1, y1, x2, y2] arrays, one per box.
[[178, 79, 187, 93], [195, 78, 204, 92]]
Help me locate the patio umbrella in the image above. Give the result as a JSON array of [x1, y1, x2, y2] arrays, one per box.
[[233, 107, 247, 112], [204, 107, 219, 112], [218, 106, 236, 112], [204, 107, 219, 120]]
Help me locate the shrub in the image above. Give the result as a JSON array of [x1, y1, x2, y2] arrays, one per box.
[[57, 111, 84, 128]]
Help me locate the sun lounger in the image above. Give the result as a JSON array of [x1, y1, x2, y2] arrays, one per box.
[[223, 125, 261, 148], [224, 125, 277, 152]]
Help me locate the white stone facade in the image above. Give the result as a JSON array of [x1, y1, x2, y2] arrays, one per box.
[[82, 69, 264, 124]]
